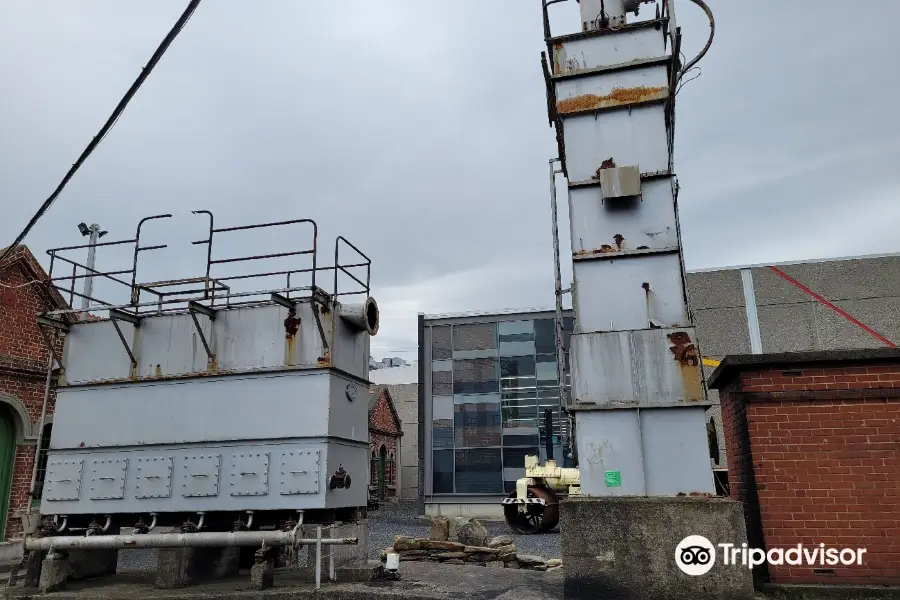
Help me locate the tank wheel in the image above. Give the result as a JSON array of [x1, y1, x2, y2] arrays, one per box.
[[503, 485, 559, 534]]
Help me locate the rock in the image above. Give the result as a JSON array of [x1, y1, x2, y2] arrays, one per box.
[[532, 564, 549, 571], [498, 550, 517, 562], [547, 565, 562, 572], [422, 540, 465, 551], [430, 517, 450, 541], [434, 551, 467, 560], [400, 553, 427, 562], [488, 535, 513, 548], [393, 536, 422, 551], [463, 546, 499, 555], [445, 559, 465, 565], [448, 517, 471, 541], [469, 553, 496, 563], [516, 554, 546, 566], [487, 560, 505, 569], [505, 562, 519, 569], [457, 519, 489, 547], [546, 559, 562, 567]]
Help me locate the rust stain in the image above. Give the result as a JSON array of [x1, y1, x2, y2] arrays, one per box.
[[668, 331, 704, 401], [207, 357, 217, 372], [613, 234, 624, 249], [154, 364, 162, 377], [557, 86, 667, 114], [284, 308, 300, 339], [600, 245, 615, 253], [668, 332, 699, 367], [601, 157, 616, 169]]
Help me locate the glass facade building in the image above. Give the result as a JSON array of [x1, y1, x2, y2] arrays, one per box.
[[420, 309, 574, 499]]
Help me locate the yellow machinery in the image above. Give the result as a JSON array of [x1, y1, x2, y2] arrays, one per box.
[[501, 454, 581, 534]]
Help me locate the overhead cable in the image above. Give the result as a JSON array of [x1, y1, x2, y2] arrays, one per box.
[[0, 0, 202, 265]]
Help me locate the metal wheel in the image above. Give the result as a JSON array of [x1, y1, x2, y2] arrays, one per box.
[[503, 485, 559, 534]]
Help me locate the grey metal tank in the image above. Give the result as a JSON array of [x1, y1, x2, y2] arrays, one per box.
[[35, 212, 378, 532]]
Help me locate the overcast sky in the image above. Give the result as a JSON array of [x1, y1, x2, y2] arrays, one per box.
[[2, 1, 899, 361]]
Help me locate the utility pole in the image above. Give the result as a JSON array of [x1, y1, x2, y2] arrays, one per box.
[[541, 1, 751, 598], [78, 222, 107, 310]]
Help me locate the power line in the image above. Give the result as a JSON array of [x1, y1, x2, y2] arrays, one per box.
[[0, 0, 202, 265]]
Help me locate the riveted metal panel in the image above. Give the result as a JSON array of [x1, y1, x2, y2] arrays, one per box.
[[89, 458, 128, 500], [570, 328, 704, 407], [44, 460, 84, 502], [180, 454, 221, 498], [135, 456, 173, 499], [229, 452, 270, 497], [279, 450, 320, 495], [561, 106, 670, 182], [569, 178, 677, 255], [552, 27, 665, 76], [573, 253, 688, 332]]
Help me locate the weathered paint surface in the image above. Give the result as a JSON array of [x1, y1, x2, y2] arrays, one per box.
[[551, 26, 665, 76], [570, 328, 705, 407]]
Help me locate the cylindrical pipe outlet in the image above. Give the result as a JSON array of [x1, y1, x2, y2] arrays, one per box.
[[339, 296, 379, 336]]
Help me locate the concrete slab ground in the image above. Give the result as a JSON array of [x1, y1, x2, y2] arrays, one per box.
[[1, 561, 564, 600]]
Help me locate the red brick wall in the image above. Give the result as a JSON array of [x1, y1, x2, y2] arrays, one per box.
[[369, 390, 400, 497], [0, 250, 63, 540], [722, 363, 900, 586]]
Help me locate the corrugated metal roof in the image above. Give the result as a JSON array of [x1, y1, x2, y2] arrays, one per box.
[[687, 251, 900, 274]]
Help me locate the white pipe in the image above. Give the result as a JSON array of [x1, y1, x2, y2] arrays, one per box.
[[315, 526, 322, 590], [148, 513, 157, 533], [53, 516, 68, 533], [195, 512, 205, 531], [25, 530, 357, 553], [328, 527, 335, 582]]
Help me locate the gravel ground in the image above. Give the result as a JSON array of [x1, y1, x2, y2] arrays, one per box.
[[367, 502, 561, 561], [118, 502, 561, 572]]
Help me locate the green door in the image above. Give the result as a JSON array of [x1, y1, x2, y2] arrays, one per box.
[[378, 446, 387, 500], [0, 407, 16, 541]]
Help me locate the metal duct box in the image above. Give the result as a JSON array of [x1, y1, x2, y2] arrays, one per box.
[[598, 165, 641, 199], [569, 178, 677, 255], [573, 406, 714, 496], [568, 327, 707, 408]]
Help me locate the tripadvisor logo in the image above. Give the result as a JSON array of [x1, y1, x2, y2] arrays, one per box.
[[675, 535, 867, 576]]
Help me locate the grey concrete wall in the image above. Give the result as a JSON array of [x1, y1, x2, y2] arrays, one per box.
[[687, 255, 900, 470], [384, 383, 419, 501]]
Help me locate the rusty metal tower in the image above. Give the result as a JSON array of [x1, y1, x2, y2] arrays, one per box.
[[542, 0, 715, 496]]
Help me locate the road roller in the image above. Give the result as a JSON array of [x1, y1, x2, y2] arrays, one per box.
[[500, 411, 580, 534]]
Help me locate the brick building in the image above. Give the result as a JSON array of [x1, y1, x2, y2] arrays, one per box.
[[0, 246, 68, 551], [711, 350, 900, 587], [368, 385, 403, 502]]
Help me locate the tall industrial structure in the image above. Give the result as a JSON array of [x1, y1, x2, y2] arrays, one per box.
[[545, 0, 713, 498], [542, 2, 751, 598], [22, 213, 378, 588]]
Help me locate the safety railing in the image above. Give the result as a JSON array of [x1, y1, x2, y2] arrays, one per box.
[[42, 211, 373, 318]]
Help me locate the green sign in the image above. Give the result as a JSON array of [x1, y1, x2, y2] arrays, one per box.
[[605, 471, 622, 487]]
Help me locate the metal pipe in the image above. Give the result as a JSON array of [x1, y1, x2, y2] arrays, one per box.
[[25, 531, 357, 553], [100, 515, 112, 533], [27, 352, 55, 515], [196, 512, 205, 531], [82, 224, 100, 311], [740, 268, 762, 354], [315, 526, 322, 590], [245, 511, 254, 529], [53, 516, 68, 533], [328, 531, 335, 582], [548, 159, 568, 411]]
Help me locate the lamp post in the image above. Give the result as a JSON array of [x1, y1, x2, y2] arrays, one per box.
[[78, 222, 107, 310]]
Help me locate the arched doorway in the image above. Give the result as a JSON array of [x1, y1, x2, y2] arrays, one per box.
[[377, 445, 387, 500], [0, 406, 16, 540]]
